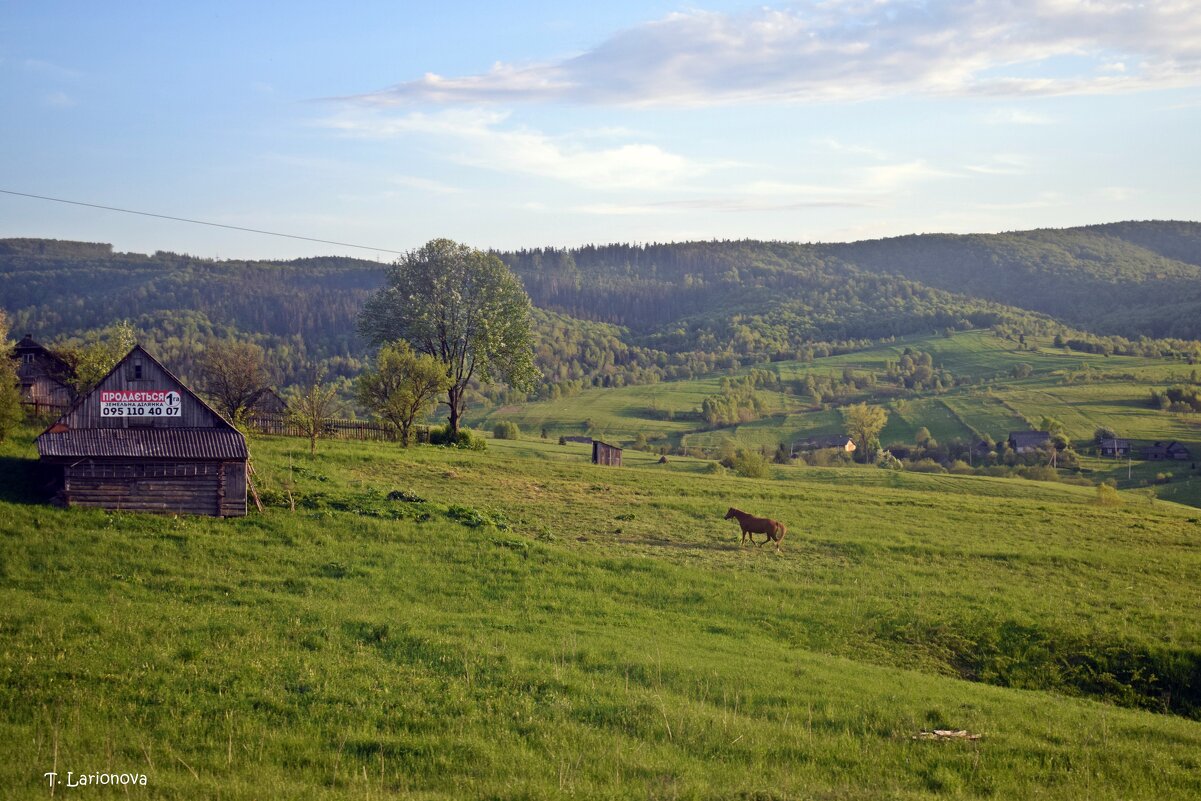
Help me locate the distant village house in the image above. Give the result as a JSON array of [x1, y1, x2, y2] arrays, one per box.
[[1008, 431, 1052, 454], [11, 334, 73, 411], [247, 387, 288, 415], [1141, 441, 1192, 461], [1099, 438, 1132, 458]]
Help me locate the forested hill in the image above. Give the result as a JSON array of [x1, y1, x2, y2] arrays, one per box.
[[499, 221, 1201, 342], [819, 221, 1201, 339], [2, 221, 1200, 392]]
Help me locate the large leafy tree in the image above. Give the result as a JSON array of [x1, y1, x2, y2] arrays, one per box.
[[196, 340, 269, 424], [841, 402, 888, 462], [0, 311, 23, 441], [57, 320, 137, 394], [359, 239, 538, 435], [355, 341, 448, 446]]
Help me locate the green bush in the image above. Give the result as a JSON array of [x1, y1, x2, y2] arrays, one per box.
[[430, 425, 487, 450], [493, 420, 521, 440], [732, 449, 769, 479], [877, 451, 904, 471], [1016, 465, 1060, 482], [1096, 483, 1122, 506]]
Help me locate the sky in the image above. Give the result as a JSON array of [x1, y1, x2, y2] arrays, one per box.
[[2, 0, 1200, 261]]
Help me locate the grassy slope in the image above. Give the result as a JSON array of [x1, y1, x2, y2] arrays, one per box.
[[3, 428, 1201, 799], [474, 330, 1201, 501]]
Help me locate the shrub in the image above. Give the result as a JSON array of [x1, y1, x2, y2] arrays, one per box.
[[492, 420, 521, 440], [1017, 465, 1059, 482], [905, 459, 946, 474], [732, 449, 769, 479], [1096, 483, 1122, 506], [877, 451, 904, 471], [802, 447, 853, 467], [703, 461, 725, 475], [430, 425, 487, 450]]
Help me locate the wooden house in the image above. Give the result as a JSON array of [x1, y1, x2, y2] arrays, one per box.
[[1141, 441, 1192, 461], [591, 440, 622, 466], [247, 387, 288, 415], [1099, 438, 1132, 458], [1008, 431, 1052, 454], [12, 334, 73, 412], [35, 345, 248, 516]]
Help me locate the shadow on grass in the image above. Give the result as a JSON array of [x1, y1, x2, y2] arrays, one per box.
[[0, 456, 53, 505]]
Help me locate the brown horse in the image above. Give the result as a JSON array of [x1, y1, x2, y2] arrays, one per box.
[[724, 507, 787, 552]]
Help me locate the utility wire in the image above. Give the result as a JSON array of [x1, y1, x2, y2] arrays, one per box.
[[0, 188, 406, 255]]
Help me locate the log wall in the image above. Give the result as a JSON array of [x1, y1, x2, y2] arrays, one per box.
[[62, 460, 247, 517]]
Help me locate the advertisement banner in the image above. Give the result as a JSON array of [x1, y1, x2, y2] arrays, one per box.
[[99, 390, 182, 418]]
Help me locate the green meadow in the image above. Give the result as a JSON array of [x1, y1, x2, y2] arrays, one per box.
[[473, 330, 1201, 503], [3, 425, 1201, 799]]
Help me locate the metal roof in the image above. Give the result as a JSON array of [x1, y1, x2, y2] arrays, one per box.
[[37, 427, 248, 460]]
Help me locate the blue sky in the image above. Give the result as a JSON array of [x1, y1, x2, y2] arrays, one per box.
[[2, 1, 1199, 260]]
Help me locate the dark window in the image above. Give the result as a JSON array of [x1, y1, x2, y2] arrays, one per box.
[[133, 361, 143, 379]]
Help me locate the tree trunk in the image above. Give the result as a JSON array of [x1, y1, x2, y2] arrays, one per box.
[[447, 386, 463, 435]]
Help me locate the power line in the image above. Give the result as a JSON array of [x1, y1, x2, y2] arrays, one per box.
[[0, 188, 406, 255]]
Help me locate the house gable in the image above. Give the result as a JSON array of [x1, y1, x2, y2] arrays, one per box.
[[47, 344, 232, 432]]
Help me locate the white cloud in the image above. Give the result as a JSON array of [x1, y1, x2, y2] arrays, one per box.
[[964, 155, 1032, 176], [390, 175, 461, 195], [810, 137, 889, 160], [859, 161, 957, 191], [1098, 186, 1139, 202], [348, 2, 1201, 107], [44, 91, 75, 108], [983, 108, 1055, 126], [21, 58, 82, 80], [324, 108, 710, 190]]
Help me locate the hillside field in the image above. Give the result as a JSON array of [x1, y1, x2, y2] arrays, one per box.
[[2, 426, 1201, 799], [472, 330, 1201, 503]]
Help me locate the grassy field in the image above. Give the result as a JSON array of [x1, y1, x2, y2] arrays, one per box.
[[3, 425, 1201, 799], [473, 330, 1201, 503]]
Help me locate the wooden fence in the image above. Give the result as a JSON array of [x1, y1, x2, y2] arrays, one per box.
[[246, 413, 430, 444], [22, 400, 70, 419]]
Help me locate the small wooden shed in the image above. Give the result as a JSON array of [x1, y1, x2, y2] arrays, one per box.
[[592, 440, 622, 466], [36, 345, 248, 516]]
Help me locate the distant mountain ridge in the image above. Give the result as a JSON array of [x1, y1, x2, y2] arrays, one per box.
[[2, 221, 1199, 391]]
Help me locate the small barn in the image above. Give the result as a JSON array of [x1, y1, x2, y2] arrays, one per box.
[[35, 345, 248, 516], [592, 440, 622, 466], [12, 334, 73, 412]]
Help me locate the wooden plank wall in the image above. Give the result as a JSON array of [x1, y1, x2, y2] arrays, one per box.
[[63, 461, 245, 516]]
